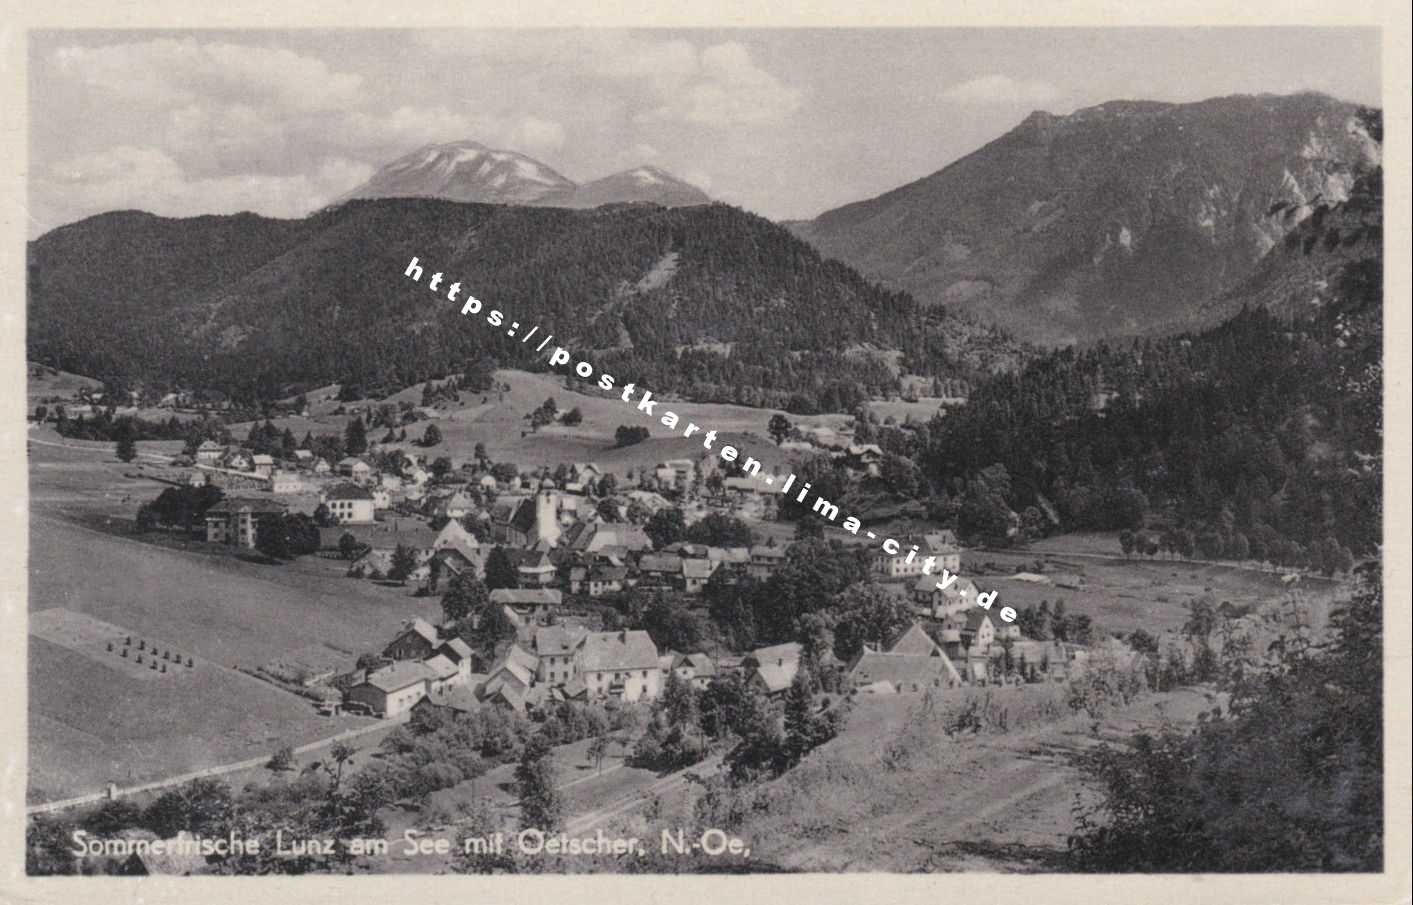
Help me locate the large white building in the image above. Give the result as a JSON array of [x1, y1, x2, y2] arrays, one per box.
[[323, 483, 376, 524]]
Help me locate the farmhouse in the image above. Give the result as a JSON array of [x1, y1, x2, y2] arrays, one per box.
[[848, 622, 963, 692], [346, 660, 432, 717], [194, 440, 223, 465], [432, 519, 481, 558], [489, 588, 561, 620], [942, 609, 996, 651], [337, 457, 373, 482], [744, 642, 802, 696], [204, 498, 287, 548], [637, 553, 684, 589], [665, 651, 718, 689], [587, 564, 628, 597], [849, 650, 960, 693], [912, 573, 979, 617], [383, 617, 441, 661], [682, 557, 717, 593], [747, 544, 787, 579], [411, 684, 484, 719]]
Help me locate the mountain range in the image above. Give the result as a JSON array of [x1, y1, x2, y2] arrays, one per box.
[[27, 199, 1015, 407], [339, 140, 712, 209], [789, 93, 1380, 344]]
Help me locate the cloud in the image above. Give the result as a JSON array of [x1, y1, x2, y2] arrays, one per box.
[[334, 106, 566, 158], [420, 31, 800, 127], [683, 168, 713, 191], [507, 116, 567, 156], [37, 145, 371, 227], [942, 74, 1059, 106], [53, 38, 364, 112], [638, 42, 801, 126]]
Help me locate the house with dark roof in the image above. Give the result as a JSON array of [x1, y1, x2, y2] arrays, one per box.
[[667, 652, 718, 689], [323, 483, 376, 524], [203, 498, 287, 548], [337, 457, 373, 482], [482, 645, 540, 709], [503, 548, 557, 587], [383, 617, 441, 661], [411, 683, 485, 719], [588, 564, 628, 597], [747, 544, 787, 579], [637, 553, 683, 588], [532, 624, 587, 686]]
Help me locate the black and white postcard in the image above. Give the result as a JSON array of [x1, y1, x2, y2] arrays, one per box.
[[2, 3, 1408, 904]]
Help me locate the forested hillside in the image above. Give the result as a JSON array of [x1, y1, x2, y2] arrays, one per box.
[[27, 200, 1019, 409], [918, 166, 1382, 557]]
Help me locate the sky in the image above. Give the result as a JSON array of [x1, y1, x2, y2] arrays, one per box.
[[26, 28, 1381, 235]]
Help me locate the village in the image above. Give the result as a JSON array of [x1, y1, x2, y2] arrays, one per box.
[[86, 389, 1132, 727]]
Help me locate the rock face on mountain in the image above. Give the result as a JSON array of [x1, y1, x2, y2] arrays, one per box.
[[790, 93, 1380, 345], [341, 142, 710, 210], [569, 166, 712, 209]]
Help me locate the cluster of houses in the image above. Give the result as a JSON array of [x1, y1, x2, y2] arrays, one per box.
[[185, 436, 1121, 709], [339, 610, 827, 719]]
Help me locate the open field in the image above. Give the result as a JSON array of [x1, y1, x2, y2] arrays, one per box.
[[861, 396, 961, 425], [27, 363, 104, 404], [240, 368, 825, 477], [27, 631, 362, 804], [960, 541, 1344, 638], [26, 436, 444, 802], [737, 684, 1219, 872]]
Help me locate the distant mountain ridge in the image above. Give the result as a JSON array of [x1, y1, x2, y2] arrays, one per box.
[[790, 93, 1381, 344], [341, 141, 712, 209], [27, 199, 1020, 406]]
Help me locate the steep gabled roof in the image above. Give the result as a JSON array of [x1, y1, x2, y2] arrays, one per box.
[[401, 617, 440, 645], [577, 630, 659, 672], [423, 654, 459, 679], [887, 623, 941, 657], [509, 498, 539, 534], [849, 649, 962, 687], [752, 662, 796, 693], [533, 624, 586, 657], [438, 637, 474, 662]]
